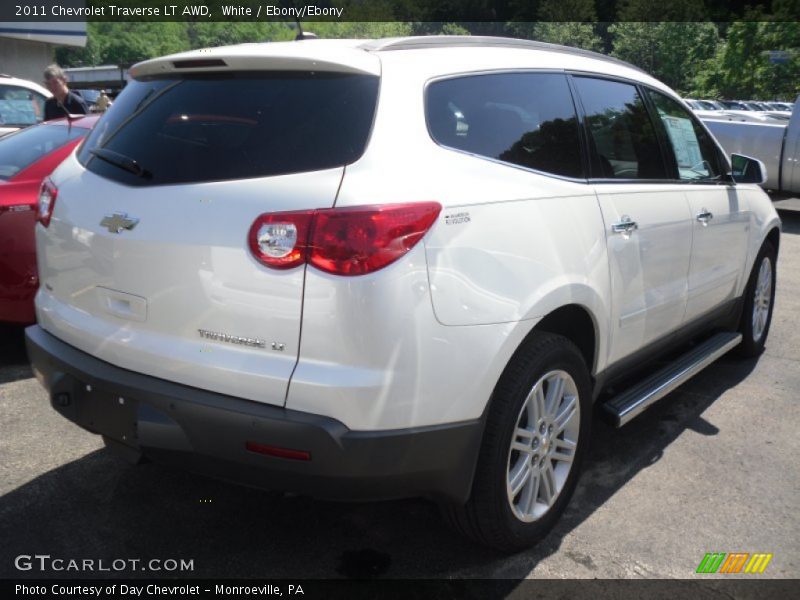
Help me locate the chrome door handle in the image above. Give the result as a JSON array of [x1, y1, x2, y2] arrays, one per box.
[[696, 209, 714, 225], [612, 216, 638, 235]]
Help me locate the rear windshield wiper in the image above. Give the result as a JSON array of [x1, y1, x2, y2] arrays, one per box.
[[89, 148, 152, 179]]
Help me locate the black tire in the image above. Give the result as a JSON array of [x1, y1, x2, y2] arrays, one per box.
[[736, 241, 777, 358], [443, 332, 592, 552]]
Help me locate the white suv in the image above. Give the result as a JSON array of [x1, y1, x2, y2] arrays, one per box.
[[27, 37, 780, 552], [0, 75, 50, 137]]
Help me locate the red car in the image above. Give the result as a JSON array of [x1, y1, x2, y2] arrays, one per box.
[[0, 116, 98, 324]]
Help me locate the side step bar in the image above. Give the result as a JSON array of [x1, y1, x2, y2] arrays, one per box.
[[603, 332, 742, 427]]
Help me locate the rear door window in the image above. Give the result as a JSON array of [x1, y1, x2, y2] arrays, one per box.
[[425, 72, 584, 179], [78, 72, 379, 186], [573, 77, 669, 180]]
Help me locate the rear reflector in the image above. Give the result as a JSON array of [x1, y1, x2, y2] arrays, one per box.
[[37, 178, 58, 227], [245, 441, 311, 461], [248, 202, 442, 276]]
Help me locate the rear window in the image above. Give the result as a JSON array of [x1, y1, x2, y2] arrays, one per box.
[[78, 72, 379, 186], [0, 84, 46, 128], [0, 123, 85, 181]]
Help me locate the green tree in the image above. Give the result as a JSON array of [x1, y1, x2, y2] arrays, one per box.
[[610, 22, 720, 92], [439, 23, 472, 36], [709, 20, 800, 100], [508, 0, 602, 51], [616, 0, 707, 21], [99, 22, 189, 67], [302, 22, 413, 39], [57, 22, 190, 68], [187, 22, 293, 49]]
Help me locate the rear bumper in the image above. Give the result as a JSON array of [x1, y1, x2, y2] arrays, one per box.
[[25, 325, 483, 503]]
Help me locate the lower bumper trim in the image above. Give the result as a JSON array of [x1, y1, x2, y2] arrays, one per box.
[[25, 325, 484, 503]]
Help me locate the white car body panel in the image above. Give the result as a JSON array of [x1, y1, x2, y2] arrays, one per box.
[[287, 243, 533, 430], [683, 186, 751, 322], [738, 186, 782, 292], [37, 151, 344, 407], [131, 40, 382, 77], [594, 184, 693, 365]]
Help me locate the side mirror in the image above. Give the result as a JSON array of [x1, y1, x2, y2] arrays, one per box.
[[730, 153, 767, 185]]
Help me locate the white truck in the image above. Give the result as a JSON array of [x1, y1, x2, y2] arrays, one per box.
[[703, 96, 800, 197]]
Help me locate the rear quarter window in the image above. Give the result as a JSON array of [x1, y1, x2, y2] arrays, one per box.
[[425, 72, 584, 179], [78, 72, 379, 186]]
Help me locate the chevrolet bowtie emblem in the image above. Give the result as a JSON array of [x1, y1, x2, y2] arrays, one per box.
[[100, 212, 139, 234]]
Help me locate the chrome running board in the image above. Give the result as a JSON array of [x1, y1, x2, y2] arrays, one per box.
[[603, 332, 742, 427]]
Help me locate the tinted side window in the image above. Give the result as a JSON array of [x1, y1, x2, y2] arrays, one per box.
[[646, 90, 725, 182], [426, 73, 583, 178], [573, 77, 668, 180]]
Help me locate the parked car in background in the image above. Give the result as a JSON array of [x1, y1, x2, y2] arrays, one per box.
[[684, 98, 719, 112], [73, 89, 113, 113], [0, 75, 50, 137], [73, 89, 101, 111], [719, 100, 750, 111], [703, 96, 800, 197], [747, 101, 770, 111], [0, 115, 97, 324], [684, 97, 780, 123], [683, 97, 727, 120], [701, 99, 727, 111], [767, 102, 793, 112], [26, 37, 779, 552], [708, 99, 786, 123], [742, 101, 791, 121]]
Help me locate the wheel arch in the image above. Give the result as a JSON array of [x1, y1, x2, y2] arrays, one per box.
[[530, 304, 599, 376], [766, 225, 780, 256], [487, 303, 600, 413]]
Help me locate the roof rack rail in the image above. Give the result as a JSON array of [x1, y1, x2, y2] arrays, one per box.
[[359, 36, 646, 75]]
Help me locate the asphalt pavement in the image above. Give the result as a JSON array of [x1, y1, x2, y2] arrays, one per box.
[[1, 211, 798, 582]]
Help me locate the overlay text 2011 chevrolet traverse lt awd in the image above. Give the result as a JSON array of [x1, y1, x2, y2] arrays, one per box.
[[26, 36, 780, 552]]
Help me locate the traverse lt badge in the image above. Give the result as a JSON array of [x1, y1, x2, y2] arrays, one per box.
[[100, 212, 139, 234]]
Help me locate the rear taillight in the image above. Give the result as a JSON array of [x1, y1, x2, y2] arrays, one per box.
[[37, 178, 58, 227], [248, 202, 441, 276]]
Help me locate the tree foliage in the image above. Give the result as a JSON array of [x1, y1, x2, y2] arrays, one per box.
[[610, 22, 720, 91], [54, 14, 800, 101], [696, 21, 800, 100]]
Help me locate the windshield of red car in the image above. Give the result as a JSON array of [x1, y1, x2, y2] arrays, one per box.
[[0, 123, 86, 181]]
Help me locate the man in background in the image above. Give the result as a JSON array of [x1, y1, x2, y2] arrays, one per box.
[[43, 64, 88, 120]]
